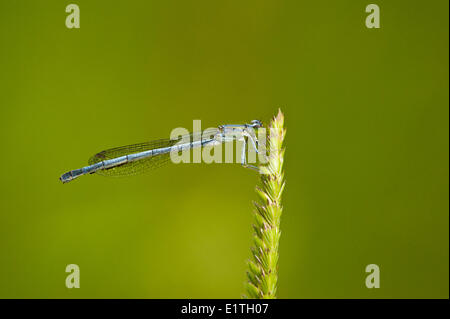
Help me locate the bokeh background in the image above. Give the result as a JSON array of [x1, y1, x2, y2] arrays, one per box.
[[0, 0, 448, 298]]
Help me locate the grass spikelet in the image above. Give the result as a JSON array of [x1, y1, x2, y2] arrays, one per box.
[[244, 109, 286, 299]]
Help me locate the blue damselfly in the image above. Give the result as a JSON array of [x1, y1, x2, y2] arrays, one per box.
[[60, 120, 263, 183]]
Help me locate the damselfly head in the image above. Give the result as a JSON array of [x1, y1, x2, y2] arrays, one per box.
[[250, 119, 263, 128]]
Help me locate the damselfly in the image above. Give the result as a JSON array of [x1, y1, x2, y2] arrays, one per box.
[[59, 120, 263, 183]]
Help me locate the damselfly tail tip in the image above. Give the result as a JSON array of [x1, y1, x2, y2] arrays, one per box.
[[59, 172, 72, 184], [60, 169, 84, 183], [59, 168, 86, 183]]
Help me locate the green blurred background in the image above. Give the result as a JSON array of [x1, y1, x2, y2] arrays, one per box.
[[0, 0, 448, 298]]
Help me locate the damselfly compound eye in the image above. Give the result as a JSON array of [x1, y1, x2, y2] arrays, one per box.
[[251, 120, 263, 128]]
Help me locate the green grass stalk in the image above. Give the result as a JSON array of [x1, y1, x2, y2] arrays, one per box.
[[244, 109, 286, 299]]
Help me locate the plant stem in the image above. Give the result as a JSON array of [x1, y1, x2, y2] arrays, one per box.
[[244, 109, 286, 299]]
